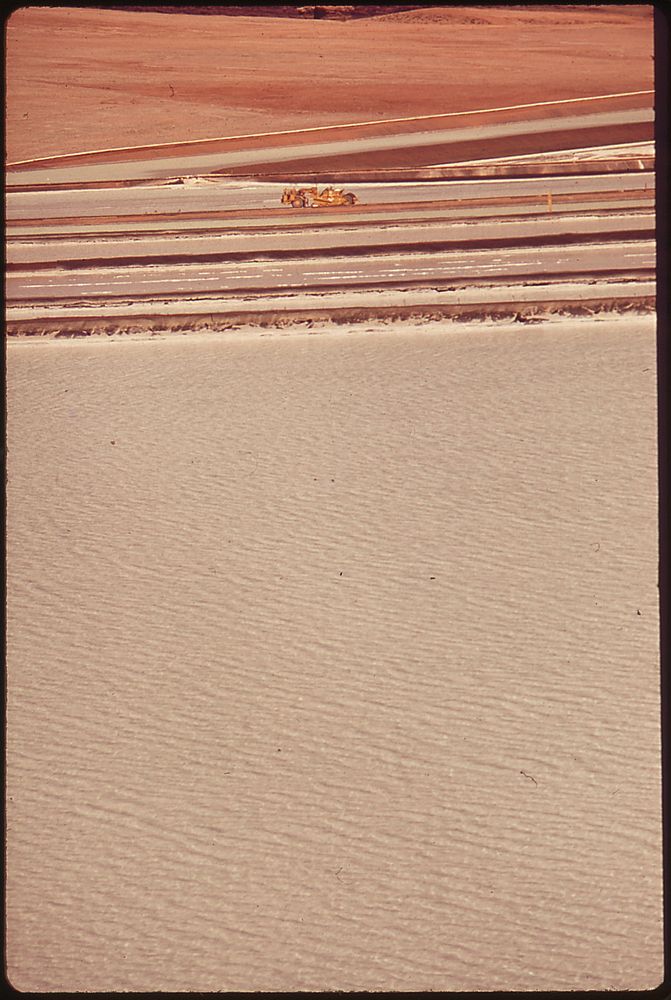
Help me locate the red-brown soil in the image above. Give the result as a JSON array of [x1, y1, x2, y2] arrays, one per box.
[[6, 5, 653, 163]]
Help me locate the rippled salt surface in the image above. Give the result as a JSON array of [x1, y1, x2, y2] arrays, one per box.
[[6, 316, 661, 991]]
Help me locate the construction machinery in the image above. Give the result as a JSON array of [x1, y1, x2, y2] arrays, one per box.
[[281, 186, 358, 208]]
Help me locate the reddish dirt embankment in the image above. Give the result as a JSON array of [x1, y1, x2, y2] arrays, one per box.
[[6, 5, 653, 162]]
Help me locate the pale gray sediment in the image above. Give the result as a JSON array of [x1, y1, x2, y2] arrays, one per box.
[[6, 313, 661, 991]]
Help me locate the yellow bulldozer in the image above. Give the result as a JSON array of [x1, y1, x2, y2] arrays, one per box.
[[281, 186, 358, 208]]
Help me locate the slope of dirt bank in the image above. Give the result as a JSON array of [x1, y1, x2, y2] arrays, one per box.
[[6, 5, 653, 162], [374, 4, 652, 23]]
